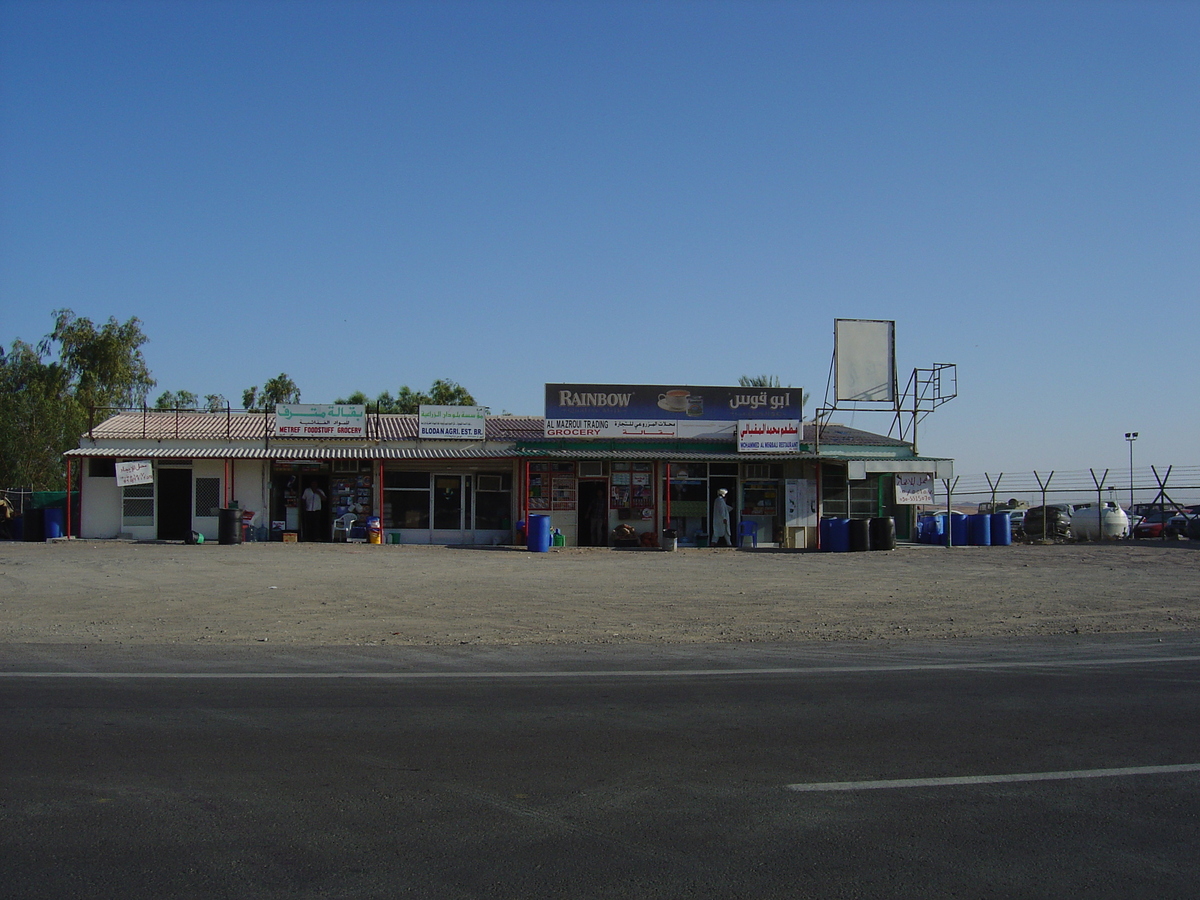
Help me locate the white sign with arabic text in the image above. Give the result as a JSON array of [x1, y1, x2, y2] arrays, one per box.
[[275, 404, 366, 438], [737, 420, 801, 453], [895, 473, 935, 505], [115, 459, 154, 487], [419, 405, 487, 439]]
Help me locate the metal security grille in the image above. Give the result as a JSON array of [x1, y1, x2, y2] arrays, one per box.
[[194, 477, 220, 517], [122, 484, 154, 525]]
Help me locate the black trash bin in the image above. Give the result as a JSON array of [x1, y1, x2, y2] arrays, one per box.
[[218, 507, 243, 545], [869, 516, 896, 551], [848, 518, 872, 552]]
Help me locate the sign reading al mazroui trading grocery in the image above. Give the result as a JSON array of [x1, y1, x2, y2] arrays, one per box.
[[274, 404, 366, 437], [544, 384, 803, 440]]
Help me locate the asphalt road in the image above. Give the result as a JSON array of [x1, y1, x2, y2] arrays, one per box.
[[3, 636, 1199, 899]]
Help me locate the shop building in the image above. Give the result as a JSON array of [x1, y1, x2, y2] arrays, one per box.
[[67, 398, 951, 547]]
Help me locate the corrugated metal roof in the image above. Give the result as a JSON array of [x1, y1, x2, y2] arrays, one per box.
[[82, 412, 547, 443], [66, 446, 522, 460], [81, 411, 907, 447]]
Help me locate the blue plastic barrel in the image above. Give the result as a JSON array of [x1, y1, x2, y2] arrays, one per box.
[[526, 514, 551, 552], [946, 513, 968, 547], [820, 517, 850, 552], [990, 512, 1012, 546], [968, 513, 992, 546], [43, 508, 65, 540]]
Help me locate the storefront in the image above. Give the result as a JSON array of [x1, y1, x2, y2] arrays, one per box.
[[66, 392, 951, 547]]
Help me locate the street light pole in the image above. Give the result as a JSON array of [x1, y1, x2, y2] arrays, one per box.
[[1125, 432, 1138, 512]]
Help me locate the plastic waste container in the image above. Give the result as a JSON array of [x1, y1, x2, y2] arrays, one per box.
[[218, 508, 242, 545], [526, 514, 551, 552]]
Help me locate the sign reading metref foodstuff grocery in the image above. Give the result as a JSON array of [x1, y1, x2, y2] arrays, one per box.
[[545, 384, 803, 440], [274, 404, 366, 438]]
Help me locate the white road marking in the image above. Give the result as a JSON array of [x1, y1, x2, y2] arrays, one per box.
[[2, 653, 1200, 679], [786, 764, 1200, 792]]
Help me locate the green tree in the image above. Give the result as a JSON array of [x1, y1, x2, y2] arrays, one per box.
[[154, 389, 199, 410], [242, 374, 301, 411], [1, 310, 155, 490], [51, 309, 155, 409], [336, 380, 477, 414]]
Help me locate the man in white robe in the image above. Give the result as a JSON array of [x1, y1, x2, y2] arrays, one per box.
[[712, 488, 732, 546]]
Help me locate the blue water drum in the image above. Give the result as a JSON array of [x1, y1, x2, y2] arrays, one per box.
[[968, 513, 992, 546], [526, 514, 551, 552], [990, 511, 1012, 546], [946, 513, 969, 547], [43, 507, 65, 540], [820, 517, 851, 552], [917, 516, 933, 543]]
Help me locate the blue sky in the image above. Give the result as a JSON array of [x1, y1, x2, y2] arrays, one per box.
[[2, 0, 1197, 481]]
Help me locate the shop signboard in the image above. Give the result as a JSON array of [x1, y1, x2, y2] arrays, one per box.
[[274, 404, 366, 438], [419, 405, 487, 439], [545, 384, 802, 439], [737, 420, 801, 453], [115, 459, 154, 487], [895, 473, 934, 505]]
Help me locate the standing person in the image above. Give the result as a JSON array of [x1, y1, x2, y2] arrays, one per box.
[[301, 480, 327, 542], [711, 488, 732, 547]]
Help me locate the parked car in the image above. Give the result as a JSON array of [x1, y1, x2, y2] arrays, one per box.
[[1022, 504, 1076, 538], [1166, 505, 1200, 539], [1007, 509, 1026, 536], [1133, 510, 1176, 539]]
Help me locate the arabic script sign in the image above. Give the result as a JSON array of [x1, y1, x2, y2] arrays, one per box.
[[419, 405, 487, 439], [274, 404, 366, 438], [895, 473, 934, 505], [544, 384, 803, 440], [737, 420, 801, 453], [115, 459, 154, 487]]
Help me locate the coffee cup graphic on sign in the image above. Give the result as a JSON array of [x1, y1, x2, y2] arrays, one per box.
[[658, 390, 690, 412]]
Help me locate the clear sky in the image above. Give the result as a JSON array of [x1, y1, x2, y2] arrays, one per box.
[[2, 0, 1197, 482]]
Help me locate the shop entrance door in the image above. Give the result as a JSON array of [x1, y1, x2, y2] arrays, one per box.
[[710, 475, 739, 546], [578, 481, 609, 546], [157, 468, 192, 541], [432, 474, 472, 543]]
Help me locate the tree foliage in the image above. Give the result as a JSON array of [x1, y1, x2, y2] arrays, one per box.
[[1, 310, 154, 490], [335, 380, 477, 414], [242, 374, 301, 411]]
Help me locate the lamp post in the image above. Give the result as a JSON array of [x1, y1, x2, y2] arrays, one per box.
[[1125, 432, 1138, 512]]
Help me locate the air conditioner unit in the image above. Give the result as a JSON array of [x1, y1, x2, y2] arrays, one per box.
[[477, 475, 503, 491], [578, 462, 605, 477]]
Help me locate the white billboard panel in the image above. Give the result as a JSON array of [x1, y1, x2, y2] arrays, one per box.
[[835, 319, 896, 403]]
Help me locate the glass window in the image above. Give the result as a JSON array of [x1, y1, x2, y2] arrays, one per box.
[[385, 471, 429, 489], [89, 458, 116, 478], [385, 471, 430, 528], [474, 472, 512, 530], [122, 483, 154, 526]]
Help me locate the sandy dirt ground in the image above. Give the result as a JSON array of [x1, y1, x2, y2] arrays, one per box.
[[2, 539, 1197, 648]]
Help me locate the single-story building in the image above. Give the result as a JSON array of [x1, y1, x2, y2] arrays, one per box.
[[66, 402, 952, 548]]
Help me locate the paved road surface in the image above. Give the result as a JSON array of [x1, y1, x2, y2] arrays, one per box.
[[3, 636, 1199, 898]]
